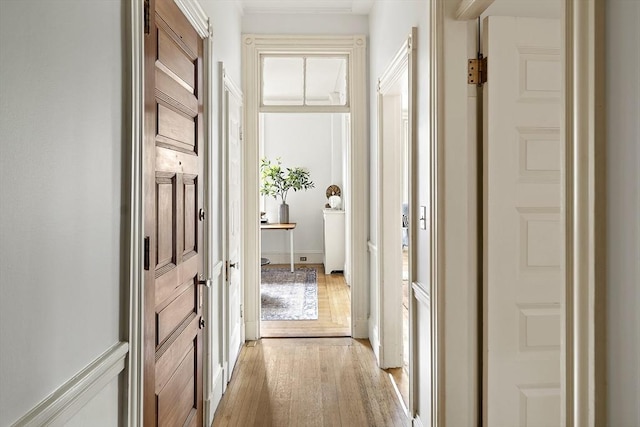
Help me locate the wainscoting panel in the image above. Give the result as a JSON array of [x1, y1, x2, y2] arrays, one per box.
[[64, 377, 119, 427], [12, 342, 128, 427], [413, 281, 431, 426]]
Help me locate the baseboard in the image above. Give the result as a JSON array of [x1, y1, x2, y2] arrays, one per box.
[[413, 413, 425, 427], [204, 364, 224, 426], [260, 250, 323, 265], [344, 270, 351, 286], [352, 318, 368, 339], [245, 320, 259, 340], [12, 342, 128, 427]]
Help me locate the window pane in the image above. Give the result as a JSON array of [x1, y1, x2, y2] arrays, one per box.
[[262, 57, 304, 106], [305, 57, 347, 106]]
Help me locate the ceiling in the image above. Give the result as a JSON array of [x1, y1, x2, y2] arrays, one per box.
[[239, 0, 374, 15]]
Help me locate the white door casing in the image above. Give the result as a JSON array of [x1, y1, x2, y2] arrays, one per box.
[[483, 16, 563, 426], [242, 35, 368, 340], [222, 66, 244, 382]]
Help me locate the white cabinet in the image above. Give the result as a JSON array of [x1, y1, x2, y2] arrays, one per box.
[[323, 209, 345, 273]]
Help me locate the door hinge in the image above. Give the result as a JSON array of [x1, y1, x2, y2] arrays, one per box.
[[239, 130, 243, 141], [143, 236, 150, 270], [225, 261, 228, 282], [240, 304, 244, 318], [468, 55, 487, 86], [144, 0, 150, 35]]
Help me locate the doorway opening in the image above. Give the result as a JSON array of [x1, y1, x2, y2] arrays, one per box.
[[259, 112, 352, 337], [242, 34, 368, 342]]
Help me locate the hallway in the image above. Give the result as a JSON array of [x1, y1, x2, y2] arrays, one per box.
[[212, 338, 408, 426]]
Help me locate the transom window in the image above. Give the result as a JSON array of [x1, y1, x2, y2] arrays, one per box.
[[261, 55, 348, 107]]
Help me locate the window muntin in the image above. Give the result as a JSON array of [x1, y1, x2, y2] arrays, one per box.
[[261, 55, 348, 107]]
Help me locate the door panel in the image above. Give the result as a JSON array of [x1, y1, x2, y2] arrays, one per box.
[[144, 0, 204, 425], [157, 103, 196, 149], [157, 30, 196, 89], [483, 16, 562, 426], [224, 80, 243, 380], [183, 175, 198, 256]]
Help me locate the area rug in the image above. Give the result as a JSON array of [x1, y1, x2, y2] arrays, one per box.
[[261, 267, 318, 321]]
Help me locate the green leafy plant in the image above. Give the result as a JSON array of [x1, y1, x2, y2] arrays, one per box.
[[260, 157, 315, 204]]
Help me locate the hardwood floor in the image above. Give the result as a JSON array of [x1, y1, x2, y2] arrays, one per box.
[[212, 338, 408, 426], [260, 264, 351, 338], [386, 367, 409, 414]]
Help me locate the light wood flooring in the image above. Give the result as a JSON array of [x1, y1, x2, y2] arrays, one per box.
[[260, 264, 351, 338], [212, 338, 408, 427]]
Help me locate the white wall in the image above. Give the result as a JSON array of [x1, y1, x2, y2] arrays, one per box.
[[242, 13, 369, 35], [606, 0, 640, 425], [202, 0, 243, 265], [204, 0, 242, 86], [261, 113, 340, 262], [331, 113, 345, 188], [368, 1, 438, 423], [0, 1, 124, 425]]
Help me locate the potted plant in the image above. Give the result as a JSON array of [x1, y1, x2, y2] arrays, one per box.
[[260, 157, 315, 223]]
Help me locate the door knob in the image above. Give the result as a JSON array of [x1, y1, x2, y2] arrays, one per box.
[[198, 274, 211, 288]]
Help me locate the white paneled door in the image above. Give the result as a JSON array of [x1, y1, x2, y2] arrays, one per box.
[[483, 16, 563, 427], [224, 73, 244, 382]]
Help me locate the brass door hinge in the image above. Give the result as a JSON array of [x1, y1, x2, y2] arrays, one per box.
[[468, 56, 487, 86]]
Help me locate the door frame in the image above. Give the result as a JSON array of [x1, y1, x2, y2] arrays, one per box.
[[220, 64, 244, 387], [241, 34, 369, 340], [126, 0, 215, 424], [375, 26, 418, 412], [431, 0, 606, 425]]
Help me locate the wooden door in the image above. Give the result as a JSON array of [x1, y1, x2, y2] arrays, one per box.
[[143, 0, 205, 425], [483, 16, 562, 426], [223, 75, 243, 380]]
